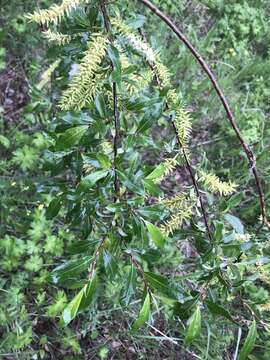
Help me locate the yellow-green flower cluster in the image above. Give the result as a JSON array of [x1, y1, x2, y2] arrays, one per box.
[[151, 156, 179, 184], [112, 19, 170, 87], [59, 35, 109, 111], [167, 90, 192, 147], [199, 170, 237, 196], [37, 59, 61, 90], [159, 193, 195, 236], [42, 29, 73, 46], [127, 71, 153, 95], [26, 0, 87, 26]]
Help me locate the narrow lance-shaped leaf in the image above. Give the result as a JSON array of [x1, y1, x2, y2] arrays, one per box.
[[205, 300, 238, 325], [132, 292, 151, 331], [238, 320, 257, 360], [184, 306, 201, 344], [224, 214, 244, 234], [145, 220, 165, 248], [146, 163, 166, 181], [121, 265, 136, 306], [46, 197, 62, 220], [77, 170, 109, 193], [55, 125, 88, 151], [61, 273, 97, 326], [95, 93, 107, 118]]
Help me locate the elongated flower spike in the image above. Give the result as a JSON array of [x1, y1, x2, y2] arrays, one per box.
[[199, 170, 237, 196], [42, 29, 73, 46], [26, 0, 87, 26], [158, 193, 196, 236], [59, 34, 109, 111], [37, 59, 61, 90], [112, 19, 171, 87]]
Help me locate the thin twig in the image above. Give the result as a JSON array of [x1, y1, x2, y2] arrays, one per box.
[[173, 122, 213, 242], [88, 238, 106, 279], [138, 0, 268, 227], [129, 254, 149, 291], [100, 2, 120, 201], [138, 26, 213, 241]]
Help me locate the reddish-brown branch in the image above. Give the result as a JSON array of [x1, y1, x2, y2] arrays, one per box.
[[138, 0, 267, 226]]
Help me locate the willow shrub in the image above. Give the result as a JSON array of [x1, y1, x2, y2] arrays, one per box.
[[26, 0, 270, 354]]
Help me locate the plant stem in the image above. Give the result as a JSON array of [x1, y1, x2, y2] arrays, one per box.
[[138, 0, 268, 227], [138, 24, 213, 241], [100, 2, 120, 201], [172, 122, 213, 242]]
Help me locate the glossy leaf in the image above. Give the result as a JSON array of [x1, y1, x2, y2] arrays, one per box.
[[146, 163, 166, 181], [55, 125, 88, 151], [95, 93, 107, 118], [132, 292, 151, 331], [238, 320, 257, 360], [144, 272, 177, 300], [224, 214, 244, 234], [205, 300, 237, 324], [61, 274, 97, 326], [77, 170, 109, 193], [52, 257, 92, 284], [184, 306, 201, 344], [145, 221, 165, 248], [46, 197, 62, 220], [121, 265, 137, 306]]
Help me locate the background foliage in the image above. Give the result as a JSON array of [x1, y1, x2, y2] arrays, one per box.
[[0, 0, 270, 359]]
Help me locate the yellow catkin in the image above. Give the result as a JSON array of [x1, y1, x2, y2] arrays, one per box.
[[166, 89, 192, 147], [112, 19, 170, 87], [37, 59, 61, 90], [59, 35, 109, 111], [199, 170, 237, 196], [26, 0, 87, 26], [42, 29, 73, 45], [158, 193, 195, 236], [154, 156, 179, 184]]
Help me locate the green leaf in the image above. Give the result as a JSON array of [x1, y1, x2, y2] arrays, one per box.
[[67, 239, 99, 255], [238, 320, 257, 360], [61, 274, 97, 326], [46, 197, 62, 220], [137, 205, 167, 221], [95, 93, 107, 118], [108, 45, 121, 73], [214, 221, 223, 242], [144, 272, 177, 300], [205, 300, 237, 324], [77, 170, 109, 193], [184, 306, 201, 344], [146, 163, 166, 181], [132, 292, 151, 331], [224, 214, 244, 234], [61, 287, 84, 326], [143, 179, 162, 197], [145, 221, 165, 248], [120, 265, 137, 306], [55, 125, 88, 151], [227, 192, 243, 209], [136, 116, 153, 134], [52, 257, 92, 284]]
